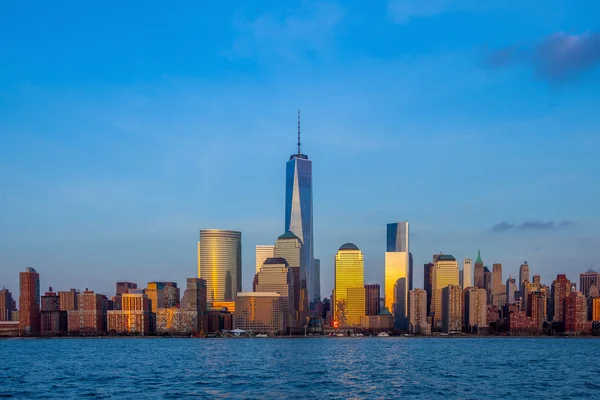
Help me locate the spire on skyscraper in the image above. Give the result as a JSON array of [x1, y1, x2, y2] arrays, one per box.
[[297, 108, 301, 155], [476, 249, 482, 264]]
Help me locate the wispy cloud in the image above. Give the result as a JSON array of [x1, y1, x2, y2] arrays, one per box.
[[491, 220, 573, 233], [226, 2, 344, 61], [485, 31, 600, 82], [387, 0, 453, 24]]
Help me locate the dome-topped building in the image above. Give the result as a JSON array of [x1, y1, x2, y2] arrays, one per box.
[[338, 243, 359, 251]]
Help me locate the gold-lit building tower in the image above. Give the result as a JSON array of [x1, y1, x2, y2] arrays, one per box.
[[256, 245, 275, 274], [198, 229, 242, 305], [385, 252, 408, 318], [333, 243, 365, 328], [431, 255, 460, 327]]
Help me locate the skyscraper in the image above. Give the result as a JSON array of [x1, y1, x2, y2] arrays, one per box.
[[255, 245, 275, 274], [314, 259, 321, 302], [492, 263, 503, 298], [564, 291, 588, 333], [59, 289, 79, 311], [442, 285, 462, 333], [431, 255, 460, 327], [551, 274, 571, 322], [146, 282, 165, 313], [424, 263, 433, 316], [408, 289, 429, 335], [333, 243, 365, 327], [506, 276, 517, 304], [408, 253, 414, 291], [0, 288, 14, 322], [198, 229, 242, 304], [473, 250, 484, 289], [580, 271, 600, 298], [519, 262, 530, 295], [484, 267, 492, 304], [181, 278, 207, 314], [19, 267, 40, 336], [255, 258, 294, 330], [284, 110, 315, 303], [463, 287, 487, 332], [364, 284, 381, 316], [385, 222, 409, 323], [463, 258, 472, 289], [274, 231, 307, 325], [533, 274, 541, 285]]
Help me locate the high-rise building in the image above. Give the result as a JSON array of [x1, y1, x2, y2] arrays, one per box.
[[424, 263, 433, 316], [68, 290, 105, 335], [533, 274, 541, 285], [59, 289, 78, 311], [492, 263, 503, 299], [198, 229, 242, 304], [473, 250, 484, 289], [463, 287, 487, 332], [591, 297, 600, 322], [233, 292, 285, 334], [365, 284, 381, 316], [181, 278, 207, 313], [19, 267, 40, 336], [431, 255, 460, 327], [408, 289, 429, 335], [40, 288, 67, 335], [528, 292, 547, 331], [274, 231, 307, 326], [333, 243, 365, 328], [314, 259, 321, 302], [116, 282, 137, 295], [385, 252, 408, 322], [107, 291, 151, 334], [442, 284, 462, 333], [408, 253, 414, 291], [463, 258, 472, 289], [580, 271, 600, 298], [0, 288, 14, 322], [146, 282, 165, 313], [564, 291, 588, 333], [506, 276, 517, 304], [162, 282, 179, 308], [484, 267, 492, 304], [255, 258, 294, 330], [551, 274, 572, 322], [284, 111, 315, 303], [256, 245, 275, 275], [519, 262, 530, 295], [387, 222, 409, 252]]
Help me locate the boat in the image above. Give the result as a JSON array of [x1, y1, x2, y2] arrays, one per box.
[[255, 333, 268, 338], [336, 333, 344, 337], [377, 332, 390, 337]]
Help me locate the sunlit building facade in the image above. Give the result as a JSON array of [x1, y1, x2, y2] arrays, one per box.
[[146, 282, 165, 313], [463, 287, 487, 332], [552, 274, 571, 322], [19, 267, 40, 336], [463, 258, 472, 289], [442, 284, 462, 333], [198, 229, 242, 304], [385, 252, 408, 320], [580, 271, 600, 298], [255, 258, 294, 329], [68, 290, 105, 335], [256, 245, 275, 274], [233, 292, 285, 334], [431, 255, 460, 327], [333, 243, 365, 328], [59, 289, 78, 311], [274, 231, 307, 325], [564, 291, 589, 333], [474, 250, 484, 289], [107, 291, 151, 335], [408, 289, 429, 335], [519, 262, 530, 295]]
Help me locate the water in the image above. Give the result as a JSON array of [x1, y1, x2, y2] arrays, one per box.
[[1, 337, 599, 399]]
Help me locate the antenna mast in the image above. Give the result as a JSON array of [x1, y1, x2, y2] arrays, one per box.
[[297, 108, 301, 155]]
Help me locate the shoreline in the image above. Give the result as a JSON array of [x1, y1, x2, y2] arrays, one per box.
[[2, 335, 599, 340]]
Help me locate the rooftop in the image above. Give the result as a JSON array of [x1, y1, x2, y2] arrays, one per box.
[[277, 231, 300, 241], [339, 243, 359, 251], [262, 257, 289, 265], [436, 255, 456, 261], [237, 292, 281, 298]]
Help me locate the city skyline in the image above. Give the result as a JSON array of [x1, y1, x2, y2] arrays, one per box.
[[2, 2, 600, 300]]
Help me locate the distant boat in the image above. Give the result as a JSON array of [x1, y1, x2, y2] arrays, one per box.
[[255, 333, 268, 338], [336, 333, 344, 337], [377, 332, 390, 337]]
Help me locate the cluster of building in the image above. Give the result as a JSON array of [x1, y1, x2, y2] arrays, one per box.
[[1, 115, 598, 337]]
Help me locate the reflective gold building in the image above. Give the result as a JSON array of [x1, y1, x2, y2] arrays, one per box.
[[431, 255, 459, 327], [198, 229, 242, 304], [385, 252, 408, 318], [333, 243, 365, 328]]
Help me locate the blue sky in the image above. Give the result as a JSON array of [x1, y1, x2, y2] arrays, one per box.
[[1, 1, 600, 300]]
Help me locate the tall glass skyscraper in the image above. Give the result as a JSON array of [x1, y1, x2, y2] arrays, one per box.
[[197, 229, 242, 304], [385, 222, 410, 327], [285, 111, 316, 302], [333, 243, 365, 327]]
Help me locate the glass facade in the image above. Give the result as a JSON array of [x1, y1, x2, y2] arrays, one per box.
[[255, 245, 275, 275], [333, 243, 365, 327], [198, 230, 242, 304], [385, 252, 408, 316], [387, 222, 409, 252], [431, 255, 460, 326], [285, 154, 315, 302]]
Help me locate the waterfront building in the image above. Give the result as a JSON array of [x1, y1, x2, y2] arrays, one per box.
[[156, 308, 200, 335], [274, 231, 307, 325], [0, 288, 14, 322], [233, 292, 285, 334], [256, 245, 275, 274], [431, 255, 460, 327], [463, 287, 487, 333], [107, 291, 151, 335], [463, 258, 472, 290], [163, 282, 180, 308], [385, 222, 410, 324], [528, 292, 547, 332], [551, 274, 571, 322], [40, 288, 67, 335], [181, 278, 207, 313], [591, 297, 600, 321], [19, 267, 40, 336], [68, 290, 105, 335], [360, 309, 394, 331], [423, 263, 433, 316], [519, 262, 530, 295], [564, 292, 589, 333], [146, 282, 165, 313], [507, 309, 537, 334], [284, 111, 316, 303], [198, 229, 242, 304], [442, 285, 462, 333], [580, 271, 600, 298], [333, 243, 365, 328], [408, 289, 429, 335], [59, 289, 78, 311], [206, 309, 233, 333], [473, 250, 484, 289], [506, 276, 517, 304], [365, 284, 381, 316], [255, 258, 294, 329]]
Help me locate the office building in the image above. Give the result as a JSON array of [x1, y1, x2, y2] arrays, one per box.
[[484, 267, 492, 304], [492, 263, 503, 299], [528, 292, 547, 331], [198, 229, 242, 304], [163, 282, 179, 308], [408, 289, 429, 335], [107, 291, 151, 334], [40, 288, 67, 335], [431, 255, 460, 327], [506, 276, 517, 304], [314, 258, 321, 302], [68, 290, 105, 335], [116, 282, 137, 295], [182, 278, 207, 313], [463, 287, 487, 332], [463, 258, 472, 289], [274, 231, 307, 325], [146, 282, 165, 313], [551, 274, 571, 322], [474, 250, 484, 289], [284, 111, 316, 303], [386, 222, 410, 321], [233, 292, 285, 334], [519, 262, 530, 295], [442, 285, 462, 333], [591, 297, 600, 321], [333, 243, 365, 328], [256, 245, 275, 274], [580, 271, 600, 298], [424, 263, 433, 316], [19, 267, 40, 336], [59, 289, 78, 311], [255, 258, 294, 330], [365, 284, 381, 316], [0, 288, 14, 322], [564, 292, 589, 333], [533, 275, 541, 285]]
